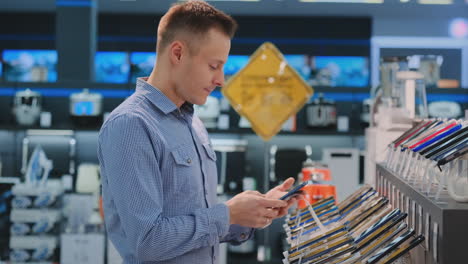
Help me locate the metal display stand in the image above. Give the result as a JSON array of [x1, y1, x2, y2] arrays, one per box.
[[376, 164, 468, 264]]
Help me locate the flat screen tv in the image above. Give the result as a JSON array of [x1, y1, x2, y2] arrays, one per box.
[[313, 56, 369, 87], [2, 50, 57, 82], [224, 55, 249, 79], [130, 51, 156, 83], [283, 55, 369, 87], [95, 51, 130, 83]]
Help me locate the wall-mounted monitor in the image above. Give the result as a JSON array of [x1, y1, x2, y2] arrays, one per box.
[[95, 51, 130, 83], [283, 55, 369, 87], [224, 55, 249, 79], [313, 56, 369, 87], [283, 54, 311, 81], [130, 52, 156, 83], [2, 50, 57, 82]]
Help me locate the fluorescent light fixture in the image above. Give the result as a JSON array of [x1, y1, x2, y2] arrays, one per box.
[[299, 0, 383, 3], [418, 0, 452, 4]]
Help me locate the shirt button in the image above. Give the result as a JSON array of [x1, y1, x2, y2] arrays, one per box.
[[205, 190, 208, 196], [187, 158, 192, 164], [240, 233, 247, 240]]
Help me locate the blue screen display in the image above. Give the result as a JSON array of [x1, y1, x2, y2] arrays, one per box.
[[282, 55, 369, 87], [314, 56, 369, 87], [283, 54, 312, 81], [224, 55, 249, 77], [95, 51, 130, 83], [2, 50, 57, 82], [73, 101, 94, 116], [130, 52, 156, 83]]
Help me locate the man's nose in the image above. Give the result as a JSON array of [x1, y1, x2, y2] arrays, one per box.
[[214, 71, 225, 87]]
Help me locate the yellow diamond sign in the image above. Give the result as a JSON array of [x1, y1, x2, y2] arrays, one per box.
[[222, 42, 314, 141]]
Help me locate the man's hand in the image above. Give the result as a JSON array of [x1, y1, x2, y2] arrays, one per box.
[[265, 177, 302, 218], [225, 191, 288, 228]]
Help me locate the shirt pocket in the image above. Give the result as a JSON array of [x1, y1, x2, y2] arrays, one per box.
[[202, 143, 217, 162], [170, 144, 202, 197], [171, 145, 196, 167], [202, 143, 218, 192]]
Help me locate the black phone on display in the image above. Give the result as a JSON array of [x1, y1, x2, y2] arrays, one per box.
[[366, 229, 415, 264], [419, 126, 468, 156], [381, 235, 425, 264], [280, 181, 308, 201], [432, 140, 467, 162], [436, 144, 468, 167], [423, 129, 468, 159]]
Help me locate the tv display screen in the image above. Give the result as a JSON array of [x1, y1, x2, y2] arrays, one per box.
[[95, 51, 130, 83], [2, 50, 57, 82], [130, 52, 156, 83], [283, 54, 311, 81], [224, 55, 249, 79], [283, 55, 369, 87], [313, 56, 369, 87]]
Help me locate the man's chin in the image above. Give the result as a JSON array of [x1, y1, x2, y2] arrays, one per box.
[[193, 98, 207, 106]]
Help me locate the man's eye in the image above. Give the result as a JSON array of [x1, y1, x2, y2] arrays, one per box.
[[210, 65, 218, 70]]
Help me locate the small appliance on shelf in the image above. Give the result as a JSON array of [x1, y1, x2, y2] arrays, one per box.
[[306, 93, 337, 128], [69, 89, 103, 126], [12, 89, 42, 126]]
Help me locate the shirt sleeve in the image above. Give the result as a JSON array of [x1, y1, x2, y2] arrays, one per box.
[[220, 225, 254, 245], [98, 114, 230, 262]]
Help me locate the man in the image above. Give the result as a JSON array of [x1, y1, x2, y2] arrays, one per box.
[[98, 1, 298, 263]]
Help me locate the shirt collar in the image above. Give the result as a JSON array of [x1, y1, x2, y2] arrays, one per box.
[[136, 77, 193, 116]]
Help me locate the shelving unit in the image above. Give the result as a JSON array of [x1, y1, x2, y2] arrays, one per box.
[[376, 164, 468, 264]]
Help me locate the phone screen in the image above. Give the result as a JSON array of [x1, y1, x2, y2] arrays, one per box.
[[280, 181, 308, 200]]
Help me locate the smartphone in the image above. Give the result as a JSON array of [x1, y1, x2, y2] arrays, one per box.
[[425, 132, 468, 160], [280, 181, 308, 201], [412, 124, 462, 153], [420, 126, 468, 156], [436, 144, 468, 167]]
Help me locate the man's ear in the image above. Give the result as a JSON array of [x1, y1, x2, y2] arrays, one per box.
[[169, 40, 184, 65]]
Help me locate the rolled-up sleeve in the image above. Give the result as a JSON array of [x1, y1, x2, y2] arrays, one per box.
[[98, 114, 230, 262]]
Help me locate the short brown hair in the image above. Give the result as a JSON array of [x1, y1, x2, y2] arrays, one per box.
[[156, 0, 238, 54]]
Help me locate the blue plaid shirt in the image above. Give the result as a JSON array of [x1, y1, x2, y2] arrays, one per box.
[[98, 78, 252, 264]]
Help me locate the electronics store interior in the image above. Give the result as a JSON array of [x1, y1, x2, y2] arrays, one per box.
[[0, 0, 467, 263]]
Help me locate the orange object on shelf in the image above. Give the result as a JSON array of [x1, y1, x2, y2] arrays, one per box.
[[298, 184, 336, 209], [99, 196, 105, 220], [301, 167, 331, 182]]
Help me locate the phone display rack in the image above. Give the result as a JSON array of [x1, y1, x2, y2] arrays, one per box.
[[282, 183, 426, 264], [376, 164, 468, 264]]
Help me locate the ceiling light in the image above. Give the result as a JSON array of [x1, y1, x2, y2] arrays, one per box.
[[418, 0, 452, 4]]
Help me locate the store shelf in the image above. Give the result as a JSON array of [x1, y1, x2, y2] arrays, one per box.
[[376, 164, 468, 264], [208, 127, 365, 136], [0, 124, 366, 136]]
